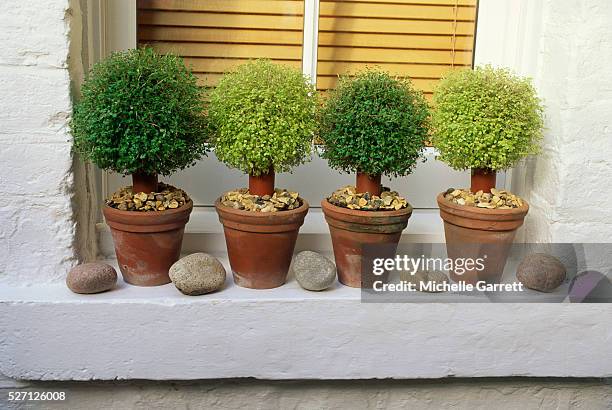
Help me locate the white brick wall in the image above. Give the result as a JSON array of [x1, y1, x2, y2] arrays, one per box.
[[0, 0, 76, 285], [523, 0, 612, 243]]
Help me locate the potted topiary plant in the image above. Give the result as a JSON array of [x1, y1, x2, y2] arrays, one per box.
[[71, 48, 208, 286], [208, 59, 317, 289], [318, 70, 430, 288], [431, 65, 544, 284]]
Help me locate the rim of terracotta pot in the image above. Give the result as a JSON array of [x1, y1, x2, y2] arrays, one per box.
[[103, 200, 193, 233], [321, 198, 412, 234], [437, 193, 528, 219], [215, 197, 309, 232], [436, 193, 528, 231], [321, 198, 413, 219]]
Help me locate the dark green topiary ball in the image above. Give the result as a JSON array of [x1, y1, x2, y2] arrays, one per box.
[[71, 47, 209, 176], [318, 70, 430, 177]]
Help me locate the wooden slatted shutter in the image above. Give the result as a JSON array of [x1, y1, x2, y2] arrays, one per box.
[[317, 0, 478, 97], [137, 0, 305, 87], [137, 0, 477, 96]]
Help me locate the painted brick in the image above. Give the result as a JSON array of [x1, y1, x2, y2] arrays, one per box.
[[0, 199, 75, 285], [525, 0, 612, 243], [0, 143, 72, 197], [0, 65, 71, 138], [0, 0, 69, 68], [0, 0, 75, 285]]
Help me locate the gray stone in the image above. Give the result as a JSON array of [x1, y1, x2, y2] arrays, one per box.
[[400, 270, 449, 292], [66, 262, 117, 294], [517, 253, 566, 292], [169, 253, 226, 295], [399, 270, 427, 286], [291, 251, 336, 291], [422, 271, 450, 292]]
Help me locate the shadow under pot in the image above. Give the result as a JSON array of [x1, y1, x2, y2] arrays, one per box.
[[436, 193, 529, 285], [321, 199, 413, 288], [215, 198, 309, 289], [103, 201, 193, 286]]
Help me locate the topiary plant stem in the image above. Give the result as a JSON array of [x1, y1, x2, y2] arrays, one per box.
[[249, 169, 275, 196], [471, 168, 496, 193], [356, 172, 382, 196], [132, 172, 158, 194]]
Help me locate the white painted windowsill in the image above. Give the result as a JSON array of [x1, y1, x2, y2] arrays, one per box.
[[2, 210, 612, 381]]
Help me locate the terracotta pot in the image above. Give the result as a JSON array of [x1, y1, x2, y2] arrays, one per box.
[[215, 198, 309, 289], [437, 193, 528, 284], [103, 201, 193, 286], [321, 199, 413, 288]]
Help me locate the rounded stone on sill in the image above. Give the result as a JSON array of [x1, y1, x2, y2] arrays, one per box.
[[516, 253, 566, 292], [66, 262, 117, 294], [291, 251, 337, 291], [169, 253, 226, 296], [422, 271, 450, 292], [399, 269, 427, 286], [399, 270, 449, 292]]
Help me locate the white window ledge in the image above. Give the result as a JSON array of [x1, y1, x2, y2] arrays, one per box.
[[3, 211, 611, 381], [2, 253, 612, 381]]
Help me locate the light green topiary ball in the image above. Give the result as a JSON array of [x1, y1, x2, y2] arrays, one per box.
[[208, 59, 318, 176], [431, 65, 544, 172]]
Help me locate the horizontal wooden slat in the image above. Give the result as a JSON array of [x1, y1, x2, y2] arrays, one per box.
[[197, 73, 441, 94], [318, 89, 434, 100], [139, 27, 474, 50], [316, 76, 438, 92], [139, 11, 473, 35], [148, 42, 302, 60], [319, 31, 473, 50], [139, 27, 303, 45], [138, 11, 303, 30], [148, 42, 469, 64], [195, 73, 226, 87], [138, 0, 475, 16], [319, 16, 475, 35], [319, 2, 476, 21], [338, 0, 476, 5], [184, 58, 302, 74], [186, 60, 470, 82], [138, 0, 304, 15], [318, 46, 472, 64], [317, 61, 468, 77]]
